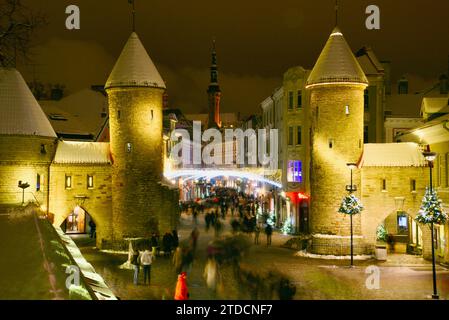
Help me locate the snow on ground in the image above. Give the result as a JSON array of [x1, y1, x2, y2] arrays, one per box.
[[295, 250, 373, 260]]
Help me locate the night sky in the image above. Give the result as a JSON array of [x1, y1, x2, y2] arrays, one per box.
[[18, 0, 449, 117]]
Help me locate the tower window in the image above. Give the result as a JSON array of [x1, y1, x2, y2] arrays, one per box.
[[410, 179, 416, 192], [288, 92, 294, 110], [40, 144, 47, 154], [328, 139, 334, 149], [118, 110, 121, 120], [65, 175, 72, 189], [87, 175, 94, 189], [151, 110, 154, 120], [345, 105, 350, 115], [381, 179, 387, 191], [36, 174, 41, 192], [297, 91, 302, 109], [126, 143, 133, 153]]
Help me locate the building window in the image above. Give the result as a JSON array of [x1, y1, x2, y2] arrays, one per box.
[[288, 91, 294, 110], [381, 179, 387, 191], [87, 175, 94, 189], [40, 144, 47, 154], [127, 143, 132, 153], [65, 175, 72, 189], [36, 174, 41, 192], [345, 105, 350, 115], [296, 126, 302, 145], [410, 179, 416, 192], [287, 160, 302, 183], [288, 127, 293, 146], [118, 110, 121, 120], [397, 212, 408, 235], [297, 91, 302, 109], [364, 89, 369, 111], [328, 139, 334, 149]]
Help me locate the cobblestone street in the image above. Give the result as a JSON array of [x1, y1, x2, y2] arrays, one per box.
[[75, 213, 449, 300]]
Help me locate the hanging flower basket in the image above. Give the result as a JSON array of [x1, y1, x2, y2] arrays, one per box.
[[415, 188, 448, 225], [338, 194, 364, 215]]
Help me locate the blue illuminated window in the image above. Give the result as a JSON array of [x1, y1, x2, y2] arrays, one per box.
[[288, 160, 302, 183]]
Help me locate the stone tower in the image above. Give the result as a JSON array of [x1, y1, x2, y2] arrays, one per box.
[[207, 40, 222, 128], [105, 33, 179, 244], [305, 27, 368, 255]]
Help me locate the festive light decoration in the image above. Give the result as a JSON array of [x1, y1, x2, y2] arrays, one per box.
[[165, 169, 282, 188], [281, 217, 294, 235], [415, 187, 448, 225], [338, 194, 364, 215]]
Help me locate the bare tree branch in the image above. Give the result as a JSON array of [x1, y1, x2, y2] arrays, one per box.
[[0, 0, 47, 67]]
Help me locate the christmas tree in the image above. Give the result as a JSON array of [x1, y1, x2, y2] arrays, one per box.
[[338, 194, 364, 216], [415, 187, 448, 225]]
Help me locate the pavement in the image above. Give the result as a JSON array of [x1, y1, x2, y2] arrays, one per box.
[[74, 211, 449, 300]]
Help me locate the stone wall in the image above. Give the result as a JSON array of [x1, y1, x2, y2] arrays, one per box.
[[107, 87, 179, 244], [309, 84, 365, 252], [360, 166, 435, 260], [49, 164, 113, 248], [0, 135, 56, 206]]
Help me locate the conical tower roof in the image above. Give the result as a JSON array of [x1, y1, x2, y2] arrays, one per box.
[[306, 27, 368, 88], [0, 68, 56, 138], [105, 32, 166, 90]]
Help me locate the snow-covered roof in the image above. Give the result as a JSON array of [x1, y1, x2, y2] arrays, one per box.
[[361, 143, 426, 167], [306, 27, 368, 88], [0, 68, 57, 138], [421, 96, 449, 119], [54, 141, 111, 164], [40, 88, 108, 138], [105, 32, 166, 90]]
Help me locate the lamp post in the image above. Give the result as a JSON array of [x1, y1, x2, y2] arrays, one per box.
[[422, 150, 439, 300], [346, 163, 358, 267], [18, 181, 30, 206]]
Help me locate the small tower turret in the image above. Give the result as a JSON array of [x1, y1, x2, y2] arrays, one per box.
[[207, 40, 222, 128], [105, 32, 178, 243], [306, 27, 368, 255]]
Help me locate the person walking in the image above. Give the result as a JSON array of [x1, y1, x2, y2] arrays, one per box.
[[265, 224, 273, 246], [140, 248, 153, 285], [174, 272, 189, 300], [131, 249, 140, 285], [203, 257, 221, 297], [172, 230, 179, 249], [173, 246, 184, 275], [254, 224, 261, 245], [89, 220, 96, 239]]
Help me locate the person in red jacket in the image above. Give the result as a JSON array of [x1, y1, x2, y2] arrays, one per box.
[[174, 272, 189, 300]]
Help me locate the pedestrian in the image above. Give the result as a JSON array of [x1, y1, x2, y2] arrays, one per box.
[[214, 218, 223, 238], [254, 224, 261, 245], [131, 249, 140, 285], [190, 227, 200, 252], [162, 232, 173, 257], [140, 248, 153, 285], [231, 219, 240, 234], [173, 246, 184, 275], [151, 233, 159, 257], [193, 208, 198, 225], [174, 272, 189, 300], [172, 230, 179, 249], [265, 224, 273, 246], [89, 220, 96, 239], [203, 257, 221, 294]]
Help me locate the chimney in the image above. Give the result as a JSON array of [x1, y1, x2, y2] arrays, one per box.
[[398, 76, 408, 95], [381, 61, 391, 95]]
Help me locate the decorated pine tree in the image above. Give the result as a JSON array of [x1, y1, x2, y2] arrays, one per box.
[[338, 194, 364, 216], [415, 187, 448, 225]]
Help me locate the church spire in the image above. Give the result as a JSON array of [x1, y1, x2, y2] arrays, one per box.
[[207, 39, 222, 128], [210, 39, 219, 86]]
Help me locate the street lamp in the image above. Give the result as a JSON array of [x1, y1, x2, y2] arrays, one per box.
[[18, 181, 30, 206], [422, 150, 439, 300], [346, 163, 358, 267]]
